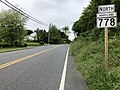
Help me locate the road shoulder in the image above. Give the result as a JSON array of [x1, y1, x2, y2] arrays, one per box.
[[0, 46, 34, 53], [65, 53, 88, 90]]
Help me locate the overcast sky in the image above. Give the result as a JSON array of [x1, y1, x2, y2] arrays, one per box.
[[0, 0, 90, 40]]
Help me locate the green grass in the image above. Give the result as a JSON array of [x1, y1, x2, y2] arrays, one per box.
[[0, 47, 24, 53], [70, 37, 120, 90], [0, 42, 43, 53]]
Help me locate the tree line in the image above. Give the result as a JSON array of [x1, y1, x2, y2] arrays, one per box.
[[0, 9, 70, 47], [72, 0, 120, 40], [28, 25, 71, 44]]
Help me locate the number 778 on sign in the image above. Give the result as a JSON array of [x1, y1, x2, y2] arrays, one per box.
[[97, 12, 117, 28]]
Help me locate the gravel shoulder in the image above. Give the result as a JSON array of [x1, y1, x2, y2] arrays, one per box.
[[65, 53, 88, 90]]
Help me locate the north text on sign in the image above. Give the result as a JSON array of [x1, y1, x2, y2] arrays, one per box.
[[98, 5, 115, 13]]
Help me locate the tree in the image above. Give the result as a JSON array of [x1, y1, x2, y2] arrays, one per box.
[[59, 30, 71, 43], [0, 29, 2, 41], [62, 26, 70, 35], [35, 28, 47, 43], [25, 30, 34, 41], [0, 9, 27, 46], [111, 0, 120, 22], [26, 30, 33, 36], [48, 24, 71, 44], [72, 0, 120, 39], [49, 24, 61, 44]]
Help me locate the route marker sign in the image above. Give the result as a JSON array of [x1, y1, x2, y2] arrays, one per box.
[[97, 5, 117, 28], [97, 4, 117, 70], [97, 12, 117, 28]]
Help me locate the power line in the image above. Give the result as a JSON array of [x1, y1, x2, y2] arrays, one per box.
[[11, 0, 37, 21], [4, 0, 48, 26], [0, 0, 48, 26]]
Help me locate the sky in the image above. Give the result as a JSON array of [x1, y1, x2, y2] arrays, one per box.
[[0, 0, 90, 40]]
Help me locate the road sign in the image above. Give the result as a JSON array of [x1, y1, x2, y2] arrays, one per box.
[[98, 4, 115, 13], [97, 17, 117, 28], [97, 4, 117, 70], [97, 12, 117, 28], [97, 12, 117, 18]]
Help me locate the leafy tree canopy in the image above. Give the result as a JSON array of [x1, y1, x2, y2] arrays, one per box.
[[48, 24, 71, 44], [72, 0, 120, 39], [0, 9, 27, 46]]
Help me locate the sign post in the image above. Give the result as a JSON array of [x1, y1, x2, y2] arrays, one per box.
[[97, 4, 117, 70], [105, 27, 108, 70]]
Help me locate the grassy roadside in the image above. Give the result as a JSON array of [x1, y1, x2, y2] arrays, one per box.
[[70, 37, 120, 90], [0, 42, 43, 53], [0, 47, 24, 53]]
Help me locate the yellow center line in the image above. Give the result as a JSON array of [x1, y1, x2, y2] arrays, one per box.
[[0, 46, 59, 70]]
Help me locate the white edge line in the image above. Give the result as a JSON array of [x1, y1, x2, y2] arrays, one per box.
[[59, 45, 69, 90]]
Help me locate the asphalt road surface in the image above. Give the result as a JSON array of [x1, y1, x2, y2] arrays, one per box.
[[0, 45, 87, 90]]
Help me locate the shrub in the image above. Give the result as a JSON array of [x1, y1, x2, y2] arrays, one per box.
[[23, 44, 27, 47], [0, 42, 10, 48], [26, 42, 41, 46]]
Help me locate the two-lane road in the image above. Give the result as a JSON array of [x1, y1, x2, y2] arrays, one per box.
[[0, 45, 87, 90], [0, 45, 69, 90]]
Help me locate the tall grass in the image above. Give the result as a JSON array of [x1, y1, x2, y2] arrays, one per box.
[[70, 37, 120, 90]]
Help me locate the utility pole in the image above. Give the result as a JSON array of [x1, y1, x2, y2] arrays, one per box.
[[48, 24, 51, 45]]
